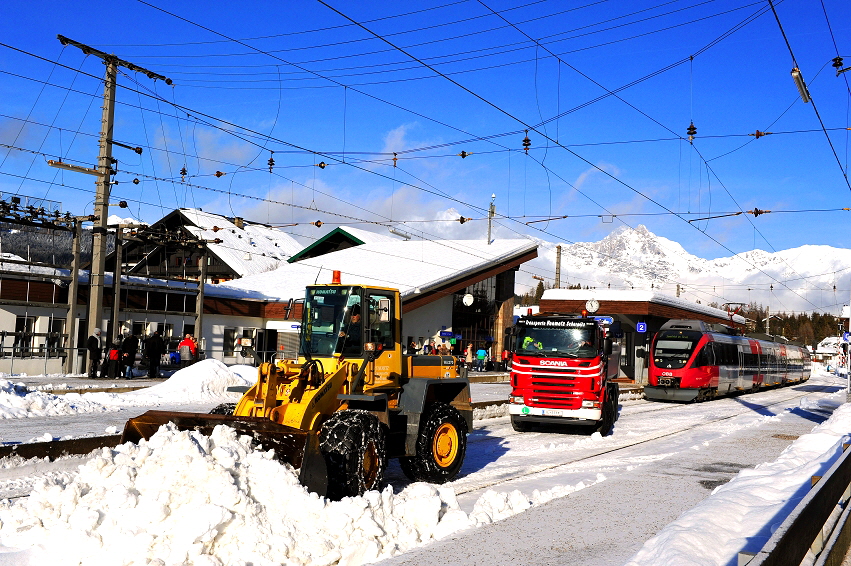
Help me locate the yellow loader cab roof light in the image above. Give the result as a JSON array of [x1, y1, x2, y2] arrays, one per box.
[[332, 270, 342, 285]]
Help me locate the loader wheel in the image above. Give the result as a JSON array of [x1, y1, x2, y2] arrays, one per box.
[[319, 410, 387, 500], [209, 403, 235, 415], [400, 402, 468, 484]]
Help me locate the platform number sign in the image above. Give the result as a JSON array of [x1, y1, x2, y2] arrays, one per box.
[[844, 332, 850, 342], [636, 322, 647, 333]]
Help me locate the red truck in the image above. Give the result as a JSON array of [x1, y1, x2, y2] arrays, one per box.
[[507, 314, 620, 435]]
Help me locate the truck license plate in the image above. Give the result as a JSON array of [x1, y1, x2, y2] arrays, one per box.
[[543, 409, 563, 417]]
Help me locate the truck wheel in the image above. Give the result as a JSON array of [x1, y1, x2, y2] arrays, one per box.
[[209, 403, 235, 415], [594, 389, 616, 436], [511, 416, 533, 432], [319, 410, 387, 500], [400, 402, 468, 484], [610, 383, 620, 421]]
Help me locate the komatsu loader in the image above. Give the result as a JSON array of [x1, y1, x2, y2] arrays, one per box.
[[121, 272, 472, 500]]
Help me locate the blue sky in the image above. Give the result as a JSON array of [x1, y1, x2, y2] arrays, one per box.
[[1, 0, 850, 271]]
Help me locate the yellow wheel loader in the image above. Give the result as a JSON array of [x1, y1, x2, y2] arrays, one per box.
[[121, 272, 472, 500]]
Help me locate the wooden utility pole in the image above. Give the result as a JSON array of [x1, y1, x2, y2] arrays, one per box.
[[555, 245, 562, 288], [195, 249, 208, 355], [50, 35, 171, 345], [64, 218, 82, 374], [110, 225, 124, 341], [487, 194, 495, 245]]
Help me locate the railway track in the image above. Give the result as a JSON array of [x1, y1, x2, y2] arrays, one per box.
[[451, 377, 843, 496]]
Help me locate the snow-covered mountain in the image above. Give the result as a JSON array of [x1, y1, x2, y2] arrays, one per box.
[[525, 225, 851, 314]]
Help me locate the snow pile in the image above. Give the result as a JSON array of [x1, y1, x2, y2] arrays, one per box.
[[0, 380, 117, 419], [0, 423, 600, 565], [86, 359, 253, 408], [0, 360, 250, 424], [625, 390, 850, 566], [473, 403, 508, 420]]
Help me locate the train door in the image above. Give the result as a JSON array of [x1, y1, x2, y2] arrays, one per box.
[[737, 341, 745, 390]]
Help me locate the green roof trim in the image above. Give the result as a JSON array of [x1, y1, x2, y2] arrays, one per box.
[[287, 227, 366, 263]]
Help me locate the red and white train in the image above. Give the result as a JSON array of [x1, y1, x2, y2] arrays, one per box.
[[645, 319, 811, 402]]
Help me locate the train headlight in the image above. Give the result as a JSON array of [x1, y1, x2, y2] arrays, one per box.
[[581, 400, 601, 408]]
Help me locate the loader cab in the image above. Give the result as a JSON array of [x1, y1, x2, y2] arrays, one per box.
[[301, 284, 403, 381]]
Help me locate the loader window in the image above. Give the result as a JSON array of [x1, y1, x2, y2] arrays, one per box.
[[301, 286, 362, 357], [367, 293, 394, 350]]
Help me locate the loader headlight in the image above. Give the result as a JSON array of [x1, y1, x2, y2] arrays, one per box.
[[581, 400, 601, 408]]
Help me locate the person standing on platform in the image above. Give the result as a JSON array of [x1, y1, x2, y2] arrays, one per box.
[[178, 333, 197, 367], [144, 331, 165, 379], [86, 328, 102, 379], [121, 332, 139, 379], [475, 345, 488, 372]]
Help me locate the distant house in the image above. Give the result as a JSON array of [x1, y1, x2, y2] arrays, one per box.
[[118, 208, 303, 284]]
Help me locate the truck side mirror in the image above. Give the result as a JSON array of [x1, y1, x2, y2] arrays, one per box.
[[604, 337, 613, 356]]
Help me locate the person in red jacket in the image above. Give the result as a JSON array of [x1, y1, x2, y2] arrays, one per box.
[[178, 334, 198, 367]]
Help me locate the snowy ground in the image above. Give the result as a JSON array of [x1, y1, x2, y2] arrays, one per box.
[[0, 361, 842, 565]]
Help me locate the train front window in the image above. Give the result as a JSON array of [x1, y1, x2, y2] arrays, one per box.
[[653, 330, 701, 369]]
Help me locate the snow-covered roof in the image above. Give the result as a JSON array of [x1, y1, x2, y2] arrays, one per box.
[[208, 238, 538, 302], [541, 288, 747, 324], [336, 226, 398, 244], [287, 225, 398, 263], [178, 209, 302, 278], [816, 336, 842, 354]]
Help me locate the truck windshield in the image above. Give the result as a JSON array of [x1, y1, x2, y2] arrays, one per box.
[[301, 286, 363, 357], [515, 326, 597, 358], [653, 330, 702, 369]]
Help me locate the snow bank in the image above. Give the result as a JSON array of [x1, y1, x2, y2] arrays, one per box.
[[0, 423, 600, 565], [83, 359, 253, 408], [625, 390, 849, 566], [0, 381, 117, 420], [0, 360, 249, 427]]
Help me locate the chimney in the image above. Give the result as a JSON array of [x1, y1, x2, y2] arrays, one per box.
[[233, 217, 244, 229]]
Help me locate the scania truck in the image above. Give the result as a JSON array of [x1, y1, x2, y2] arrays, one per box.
[[507, 314, 620, 434]]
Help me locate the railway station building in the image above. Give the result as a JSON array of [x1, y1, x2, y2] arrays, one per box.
[[539, 288, 747, 384]]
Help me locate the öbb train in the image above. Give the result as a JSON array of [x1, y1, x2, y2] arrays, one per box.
[[645, 319, 811, 402]]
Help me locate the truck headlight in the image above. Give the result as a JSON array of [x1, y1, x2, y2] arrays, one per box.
[[581, 400, 601, 408], [510, 395, 524, 404]]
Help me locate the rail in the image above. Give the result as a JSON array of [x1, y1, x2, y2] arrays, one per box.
[[741, 440, 851, 566]]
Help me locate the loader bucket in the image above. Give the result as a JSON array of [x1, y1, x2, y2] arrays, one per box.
[[121, 410, 328, 496]]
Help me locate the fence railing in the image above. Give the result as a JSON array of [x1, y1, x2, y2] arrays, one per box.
[[741, 439, 851, 566]]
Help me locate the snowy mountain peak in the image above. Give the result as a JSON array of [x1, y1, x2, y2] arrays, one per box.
[[530, 224, 851, 312], [587, 224, 690, 263]]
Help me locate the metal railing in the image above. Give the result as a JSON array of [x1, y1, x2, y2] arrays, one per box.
[[741, 439, 851, 566]]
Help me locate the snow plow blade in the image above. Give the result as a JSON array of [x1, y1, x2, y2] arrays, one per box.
[[121, 410, 328, 496]]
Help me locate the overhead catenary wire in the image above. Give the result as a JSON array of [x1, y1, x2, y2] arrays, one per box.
[[767, 0, 850, 191], [315, 0, 825, 313]]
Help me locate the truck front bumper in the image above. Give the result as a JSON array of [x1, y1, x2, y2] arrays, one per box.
[[508, 404, 602, 423]]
